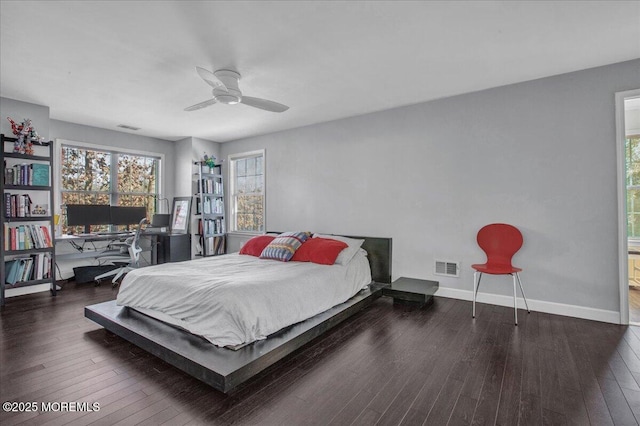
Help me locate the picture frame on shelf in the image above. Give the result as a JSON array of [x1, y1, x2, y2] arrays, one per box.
[[171, 197, 191, 234]]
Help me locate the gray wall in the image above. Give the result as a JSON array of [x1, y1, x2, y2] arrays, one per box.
[[0, 98, 50, 138], [222, 59, 640, 320]]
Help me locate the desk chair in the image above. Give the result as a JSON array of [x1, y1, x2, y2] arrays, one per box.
[[95, 218, 148, 287], [472, 223, 530, 325]]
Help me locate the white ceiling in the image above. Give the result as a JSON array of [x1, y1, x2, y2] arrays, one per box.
[[1, 1, 639, 143]]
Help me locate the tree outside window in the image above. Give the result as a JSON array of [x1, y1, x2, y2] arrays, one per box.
[[60, 145, 159, 233]]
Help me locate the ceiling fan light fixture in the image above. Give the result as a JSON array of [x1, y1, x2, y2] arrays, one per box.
[[186, 66, 289, 113], [215, 94, 241, 105]]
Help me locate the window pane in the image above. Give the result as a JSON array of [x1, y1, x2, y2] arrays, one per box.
[[62, 192, 110, 206], [237, 176, 246, 194], [628, 137, 640, 186], [246, 157, 256, 176], [117, 155, 157, 193], [629, 188, 640, 238], [61, 146, 110, 192], [237, 159, 246, 177], [628, 136, 640, 237], [235, 194, 264, 232]]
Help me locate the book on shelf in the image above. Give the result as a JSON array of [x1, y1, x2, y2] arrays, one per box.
[[3, 193, 34, 217], [5, 259, 23, 284], [198, 218, 225, 235], [202, 235, 226, 255], [31, 163, 50, 186], [197, 178, 222, 195], [3, 192, 9, 217], [3, 224, 53, 251], [4, 253, 52, 285], [195, 197, 224, 215], [3, 162, 50, 186]]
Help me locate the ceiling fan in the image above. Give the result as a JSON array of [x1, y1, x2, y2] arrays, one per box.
[[184, 67, 289, 113]]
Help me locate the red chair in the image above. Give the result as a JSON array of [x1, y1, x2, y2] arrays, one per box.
[[472, 223, 530, 325]]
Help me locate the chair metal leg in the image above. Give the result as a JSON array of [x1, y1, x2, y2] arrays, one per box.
[[512, 274, 518, 325], [515, 272, 530, 313], [473, 271, 476, 318], [473, 272, 482, 318], [95, 268, 119, 281], [112, 267, 126, 283]]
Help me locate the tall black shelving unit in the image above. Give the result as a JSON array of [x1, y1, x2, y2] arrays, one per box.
[[194, 161, 226, 256], [1, 134, 57, 306]]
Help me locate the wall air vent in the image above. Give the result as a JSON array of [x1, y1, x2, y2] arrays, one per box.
[[434, 259, 460, 277], [117, 124, 141, 131]]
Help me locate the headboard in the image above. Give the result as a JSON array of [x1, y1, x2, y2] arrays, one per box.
[[268, 232, 392, 284], [351, 235, 392, 284]]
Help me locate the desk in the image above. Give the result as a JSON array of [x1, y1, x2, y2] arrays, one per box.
[[56, 232, 191, 266], [55, 233, 135, 260]]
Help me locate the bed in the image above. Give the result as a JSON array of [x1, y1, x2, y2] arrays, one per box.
[[85, 235, 392, 393]]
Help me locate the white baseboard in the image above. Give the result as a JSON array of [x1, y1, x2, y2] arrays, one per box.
[[435, 287, 620, 324], [5, 283, 51, 298]]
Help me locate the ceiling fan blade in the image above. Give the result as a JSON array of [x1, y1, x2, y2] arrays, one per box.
[[240, 96, 289, 113], [184, 98, 217, 111], [196, 66, 227, 91]]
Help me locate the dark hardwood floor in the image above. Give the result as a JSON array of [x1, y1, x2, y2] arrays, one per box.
[[2, 282, 640, 425]]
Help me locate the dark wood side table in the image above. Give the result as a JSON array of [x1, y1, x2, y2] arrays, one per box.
[[382, 277, 439, 308]]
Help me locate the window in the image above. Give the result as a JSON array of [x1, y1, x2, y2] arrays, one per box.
[[60, 144, 160, 233], [627, 135, 640, 238], [229, 150, 265, 233]]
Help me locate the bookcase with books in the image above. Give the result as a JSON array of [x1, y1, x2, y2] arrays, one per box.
[[1, 134, 56, 306], [194, 161, 226, 257]]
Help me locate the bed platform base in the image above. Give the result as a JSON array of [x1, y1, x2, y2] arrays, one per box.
[[85, 235, 391, 393], [85, 284, 384, 393]]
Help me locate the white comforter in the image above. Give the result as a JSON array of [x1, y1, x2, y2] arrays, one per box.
[[116, 251, 372, 347]]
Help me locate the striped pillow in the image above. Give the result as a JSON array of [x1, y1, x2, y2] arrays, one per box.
[[260, 231, 311, 262]]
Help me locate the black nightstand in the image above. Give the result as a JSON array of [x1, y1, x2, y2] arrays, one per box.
[[382, 277, 439, 308], [156, 233, 191, 263]]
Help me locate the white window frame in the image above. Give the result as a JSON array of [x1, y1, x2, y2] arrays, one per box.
[[54, 139, 164, 218], [228, 149, 266, 234]]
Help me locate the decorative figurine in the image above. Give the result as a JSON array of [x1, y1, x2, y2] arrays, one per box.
[[7, 117, 38, 155]]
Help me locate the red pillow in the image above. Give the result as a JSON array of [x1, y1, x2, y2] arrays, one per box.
[[291, 238, 348, 265], [240, 235, 276, 257]]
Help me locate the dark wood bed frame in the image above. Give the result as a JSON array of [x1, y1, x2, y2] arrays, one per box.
[[84, 235, 392, 394]]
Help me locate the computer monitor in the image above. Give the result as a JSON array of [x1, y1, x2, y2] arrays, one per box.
[[66, 204, 111, 233], [110, 206, 147, 227]]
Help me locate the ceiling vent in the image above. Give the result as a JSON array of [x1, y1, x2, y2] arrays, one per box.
[[117, 124, 140, 131], [434, 259, 460, 278]]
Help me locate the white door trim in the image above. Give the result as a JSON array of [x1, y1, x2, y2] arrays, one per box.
[[616, 88, 640, 325]]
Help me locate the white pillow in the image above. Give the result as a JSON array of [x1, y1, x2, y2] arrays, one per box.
[[313, 234, 364, 265]]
